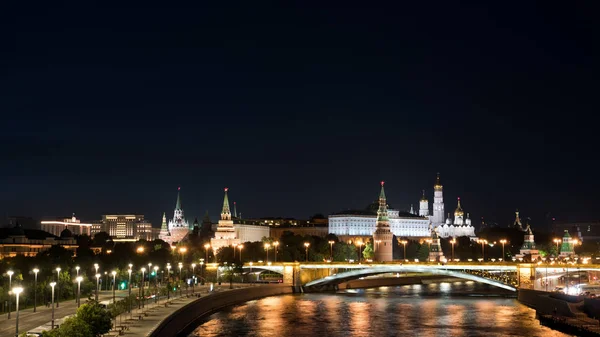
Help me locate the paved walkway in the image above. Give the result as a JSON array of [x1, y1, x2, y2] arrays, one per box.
[[108, 283, 252, 337]]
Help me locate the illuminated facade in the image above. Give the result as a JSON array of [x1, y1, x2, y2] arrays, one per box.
[[211, 188, 240, 252], [0, 223, 77, 259], [436, 197, 476, 238], [92, 214, 155, 241], [41, 213, 92, 236], [161, 187, 190, 244]]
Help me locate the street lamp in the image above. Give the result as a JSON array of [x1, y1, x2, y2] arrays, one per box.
[[425, 238, 432, 250], [137, 246, 144, 254], [50, 282, 56, 329], [356, 240, 364, 263], [553, 238, 561, 256], [94, 263, 99, 275], [128, 264, 132, 312], [95, 273, 100, 301], [499, 239, 507, 260], [166, 263, 171, 300], [191, 263, 196, 294], [140, 268, 146, 308], [273, 241, 279, 262], [233, 244, 238, 259], [7, 270, 13, 319], [238, 245, 244, 263], [304, 242, 310, 262], [111, 271, 117, 304], [199, 260, 204, 285], [477, 239, 488, 261], [13, 287, 23, 337], [178, 263, 183, 297], [153, 266, 159, 303], [264, 243, 271, 263], [400, 240, 408, 260], [33, 268, 39, 313], [204, 243, 211, 262], [76, 276, 83, 308], [328, 240, 335, 260], [179, 247, 187, 262], [450, 238, 456, 261]]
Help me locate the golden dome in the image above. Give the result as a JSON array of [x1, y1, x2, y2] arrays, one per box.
[[420, 190, 428, 202], [454, 197, 464, 216]]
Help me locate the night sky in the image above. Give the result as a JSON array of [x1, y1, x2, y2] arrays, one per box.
[[2, 2, 599, 229]]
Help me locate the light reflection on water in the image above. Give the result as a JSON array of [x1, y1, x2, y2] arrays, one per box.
[[190, 282, 570, 337]]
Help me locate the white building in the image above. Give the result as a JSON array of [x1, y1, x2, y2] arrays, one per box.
[[234, 223, 270, 243], [92, 214, 155, 241], [41, 214, 92, 236], [436, 197, 475, 238]]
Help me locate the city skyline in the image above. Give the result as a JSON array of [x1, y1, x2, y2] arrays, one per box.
[[2, 2, 599, 229]]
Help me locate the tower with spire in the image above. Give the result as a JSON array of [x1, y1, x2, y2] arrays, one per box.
[[453, 197, 464, 225], [159, 212, 170, 241], [431, 173, 445, 226], [210, 187, 241, 252], [419, 190, 429, 216], [373, 181, 394, 262], [166, 186, 190, 244], [428, 229, 445, 262]]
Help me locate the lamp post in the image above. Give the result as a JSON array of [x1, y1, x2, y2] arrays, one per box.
[[33, 268, 39, 313], [204, 244, 210, 263], [111, 271, 117, 304], [356, 240, 364, 263], [304, 242, 310, 262], [328, 240, 335, 260], [199, 260, 204, 285], [104, 272, 108, 290], [264, 243, 271, 263], [450, 239, 456, 262], [95, 274, 100, 301], [13, 287, 23, 337], [191, 264, 196, 294], [153, 266, 159, 303], [166, 264, 171, 300], [75, 276, 83, 308], [50, 282, 56, 329], [238, 245, 243, 263], [273, 241, 279, 262], [127, 264, 132, 313], [179, 247, 187, 262], [178, 263, 183, 297], [94, 263, 99, 275], [74, 266, 80, 303], [400, 240, 408, 260], [477, 239, 488, 261], [499, 239, 507, 260], [141, 268, 146, 308], [553, 238, 561, 256], [7, 270, 13, 318]]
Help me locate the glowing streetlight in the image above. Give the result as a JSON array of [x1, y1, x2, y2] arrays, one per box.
[[178, 263, 183, 297], [499, 239, 507, 260], [76, 276, 83, 308], [204, 243, 211, 262], [304, 242, 310, 262], [553, 238, 561, 256], [191, 263, 196, 294], [400, 240, 408, 260], [328, 240, 335, 260], [450, 238, 456, 262], [127, 265, 132, 313], [264, 243, 271, 263], [7, 270, 14, 319], [425, 238, 433, 250], [477, 239, 488, 261], [94, 263, 99, 275], [140, 267, 146, 308], [137, 246, 144, 253], [233, 244, 238, 259], [356, 240, 364, 263], [13, 287, 23, 337], [273, 241, 279, 262], [166, 263, 172, 300], [33, 268, 39, 312], [238, 245, 244, 263], [50, 282, 57, 329], [95, 273, 100, 301], [179, 247, 187, 262], [111, 271, 117, 304]]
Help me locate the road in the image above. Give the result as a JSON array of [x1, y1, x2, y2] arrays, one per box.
[[0, 289, 131, 336]]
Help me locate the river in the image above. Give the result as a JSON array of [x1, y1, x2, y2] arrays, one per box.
[[190, 281, 571, 337]]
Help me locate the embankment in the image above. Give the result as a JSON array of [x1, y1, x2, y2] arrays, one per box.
[[518, 289, 579, 317], [149, 285, 294, 337]]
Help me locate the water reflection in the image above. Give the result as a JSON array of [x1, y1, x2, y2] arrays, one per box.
[[190, 281, 570, 337]]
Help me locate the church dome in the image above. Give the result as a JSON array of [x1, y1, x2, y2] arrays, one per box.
[[60, 227, 73, 238], [454, 198, 464, 217]]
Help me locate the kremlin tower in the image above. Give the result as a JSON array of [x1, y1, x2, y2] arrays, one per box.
[[373, 181, 393, 262], [162, 187, 190, 244], [210, 187, 241, 252]]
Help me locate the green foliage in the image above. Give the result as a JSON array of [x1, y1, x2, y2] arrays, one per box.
[[362, 242, 374, 259], [76, 301, 112, 337], [42, 316, 92, 337], [416, 243, 429, 261]]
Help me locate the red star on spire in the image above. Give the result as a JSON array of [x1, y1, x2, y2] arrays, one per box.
[[380, 181, 385, 186], [224, 187, 228, 192]]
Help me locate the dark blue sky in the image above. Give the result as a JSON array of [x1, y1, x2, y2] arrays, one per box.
[[1, 1, 598, 228]]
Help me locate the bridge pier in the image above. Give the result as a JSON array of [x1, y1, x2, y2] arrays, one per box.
[[517, 263, 536, 289], [281, 262, 303, 292]]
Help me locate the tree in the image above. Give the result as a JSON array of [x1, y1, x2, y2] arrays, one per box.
[[362, 242, 374, 259], [42, 316, 92, 337], [76, 301, 112, 337]]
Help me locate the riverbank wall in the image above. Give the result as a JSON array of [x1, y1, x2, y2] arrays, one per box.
[[149, 285, 294, 337], [518, 289, 578, 317]]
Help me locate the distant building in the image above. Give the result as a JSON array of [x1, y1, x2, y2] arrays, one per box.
[[553, 220, 600, 242], [211, 188, 241, 251], [41, 214, 92, 236], [92, 214, 155, 241], [0, 223, 77, 259], [270, 224, 328, 239]]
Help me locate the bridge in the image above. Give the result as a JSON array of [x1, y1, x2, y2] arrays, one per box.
[[239, 261, 600, 293]]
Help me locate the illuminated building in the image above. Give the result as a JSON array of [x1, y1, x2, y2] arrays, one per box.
[[210, 187, 240, 252], [559, 230, 575, 257], [373, 181, 393, 261], [92, 214, 155, 241], [41, 213, 92, 236], [0, 223, 77, 259], [428, 229, 445, 262], [436, 197, 475, 238], [515, 224, 540, 261], [161, 187, 190, 244]]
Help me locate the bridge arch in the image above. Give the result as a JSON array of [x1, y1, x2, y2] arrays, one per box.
[[304, 266, 516, 291]]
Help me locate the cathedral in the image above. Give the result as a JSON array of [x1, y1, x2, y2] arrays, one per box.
[[159, 187, 191, 245], [416, 173, 476, 238]]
